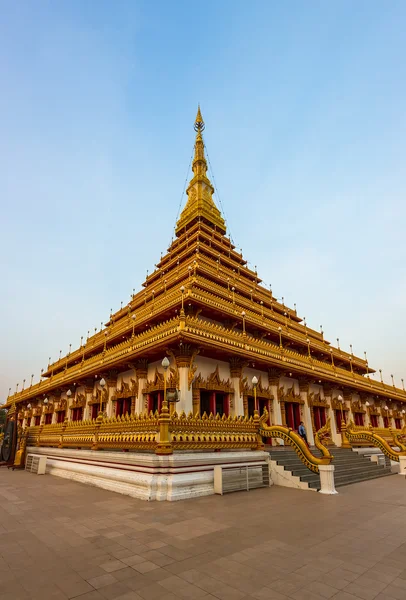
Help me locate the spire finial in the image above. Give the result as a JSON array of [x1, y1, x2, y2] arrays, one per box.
[[194, 105, 205, 132]]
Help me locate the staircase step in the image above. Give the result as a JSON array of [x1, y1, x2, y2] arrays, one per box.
[[268, 447, 395, 490]]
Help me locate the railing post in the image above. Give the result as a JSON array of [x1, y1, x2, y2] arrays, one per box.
[[318, 465, 338, 494], [341, 421, 351, 448], [91, 414, 103, 450], [36, 425, 43, 447], [156, 399, 173, 455], [58, 418, 68, 449], [253, 410, 265, 451]]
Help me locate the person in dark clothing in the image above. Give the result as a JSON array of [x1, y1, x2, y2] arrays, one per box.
[[298, 421, 310, 448]]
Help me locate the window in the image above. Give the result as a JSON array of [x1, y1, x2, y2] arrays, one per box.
[[34, 416, 41, 426], [57, 411, 66, 423], [383, 416, 390, 428], [45, 413, 52, 425], [370, 414, 378, 428], [200, 392, 211, 415], [354, 413, 364, 427], [71, 408, 83, 422], [395, 418, 402, 429], [116, 398, 131, 417]]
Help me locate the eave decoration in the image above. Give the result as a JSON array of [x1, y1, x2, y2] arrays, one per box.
[[114, 378, 138, 400]]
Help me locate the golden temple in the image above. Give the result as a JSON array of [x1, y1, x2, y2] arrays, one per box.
[[3, 107, 406, 454]]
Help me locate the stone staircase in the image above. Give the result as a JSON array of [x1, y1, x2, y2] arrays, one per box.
[[268, 446, 394, 491]]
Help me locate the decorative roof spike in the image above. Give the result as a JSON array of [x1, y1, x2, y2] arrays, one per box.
[[175, 106, 226, 236], [194, 105, 205, 132]]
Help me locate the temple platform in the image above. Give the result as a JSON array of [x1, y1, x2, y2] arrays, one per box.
[[1, 468, 406, 600], [26, 447, 269, 501]]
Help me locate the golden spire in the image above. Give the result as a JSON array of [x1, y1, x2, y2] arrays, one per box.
[[175, 107, 226, 236]]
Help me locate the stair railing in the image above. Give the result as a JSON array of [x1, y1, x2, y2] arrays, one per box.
[[258, 409, 333, 474], [344, 420, 406, 462]]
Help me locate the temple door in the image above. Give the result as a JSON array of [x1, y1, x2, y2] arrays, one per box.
[[247, 396, 255, 418], [200, 391, 211, 416], [285, 402, 299, 430], [91, 404, 98, 420], [313, 407, 321, 431]]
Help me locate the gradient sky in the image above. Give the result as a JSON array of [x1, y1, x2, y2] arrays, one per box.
[[1, 1, 405, 400]]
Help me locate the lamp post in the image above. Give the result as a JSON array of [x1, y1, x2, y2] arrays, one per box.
[[252, 376, 258, 413], [337, 394, 344, 424], [180, 286, 185, 311], [99, 379, 106, 414], [391, 374, 395, 387], [306, 338, 311, 359], [241, 311, 246, 336], [162, 357, 170, 413], [278, 326, 282, 349]]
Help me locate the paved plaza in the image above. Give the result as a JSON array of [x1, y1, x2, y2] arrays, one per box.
[[0, 471, 406, 600]]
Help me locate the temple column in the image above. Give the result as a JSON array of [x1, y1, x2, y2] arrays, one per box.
[[192, 388, 200, 416], [268, 369, 283, 445], [298, 381, 315, 446], [83, 381, 94, 420], [229, 358, 244, 417], [171, 345, 199, 415], [323, 386, 339, 445], [136, 360, 148, 413]]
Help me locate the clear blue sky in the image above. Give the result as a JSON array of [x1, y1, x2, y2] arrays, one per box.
[[1, 1, 405, 399]]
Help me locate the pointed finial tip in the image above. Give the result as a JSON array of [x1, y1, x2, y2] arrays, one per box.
[[194, 105, 205, 132]]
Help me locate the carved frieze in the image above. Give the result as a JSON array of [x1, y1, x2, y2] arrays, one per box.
[[278, 385, 304, 404], [115, 378, 138, 400], [350, 398, 366, 414], [143, 367, 178, 393], [193, 365, 234, 393], [70, 393, 86, 409], [240, 375, 273, 400], [308, 391, 329, 408]]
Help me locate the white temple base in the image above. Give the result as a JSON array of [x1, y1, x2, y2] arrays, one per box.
[[26, 447, 268, 501]]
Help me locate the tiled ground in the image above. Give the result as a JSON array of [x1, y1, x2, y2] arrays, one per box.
[[0, 471, 406, 600]]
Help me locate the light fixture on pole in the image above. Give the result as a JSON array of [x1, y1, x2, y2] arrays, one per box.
[[241, 311, 246, 336], [180, 286, 185, 312], [391, 374, 395, 387], [306, 339, 311, 359], [278, 326, 282, 349], [337, 394, 344, 423], [252, 376, 258, 413], [43, 397, 49, 405], [336, 338, 340, 350], [384, 405, 389, 411], [99, 378, 106, 414], [162, 357, 170, 413]]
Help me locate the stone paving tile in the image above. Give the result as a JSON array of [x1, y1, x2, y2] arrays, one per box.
[[2, 471, 406, 600]]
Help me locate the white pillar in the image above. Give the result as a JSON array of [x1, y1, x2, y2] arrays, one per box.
[[268, 371, 283, 425], [268, 370, 283, 445], [398, 456, 406, 477], [230, 360, 244, 417], [136, 361, 148, 413], [318, 465, 338, 494], [299, 382, 315, 446], [177, 367, 192, 414]]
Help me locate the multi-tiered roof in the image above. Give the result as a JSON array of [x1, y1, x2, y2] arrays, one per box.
[[5, 108, 406, 408]]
